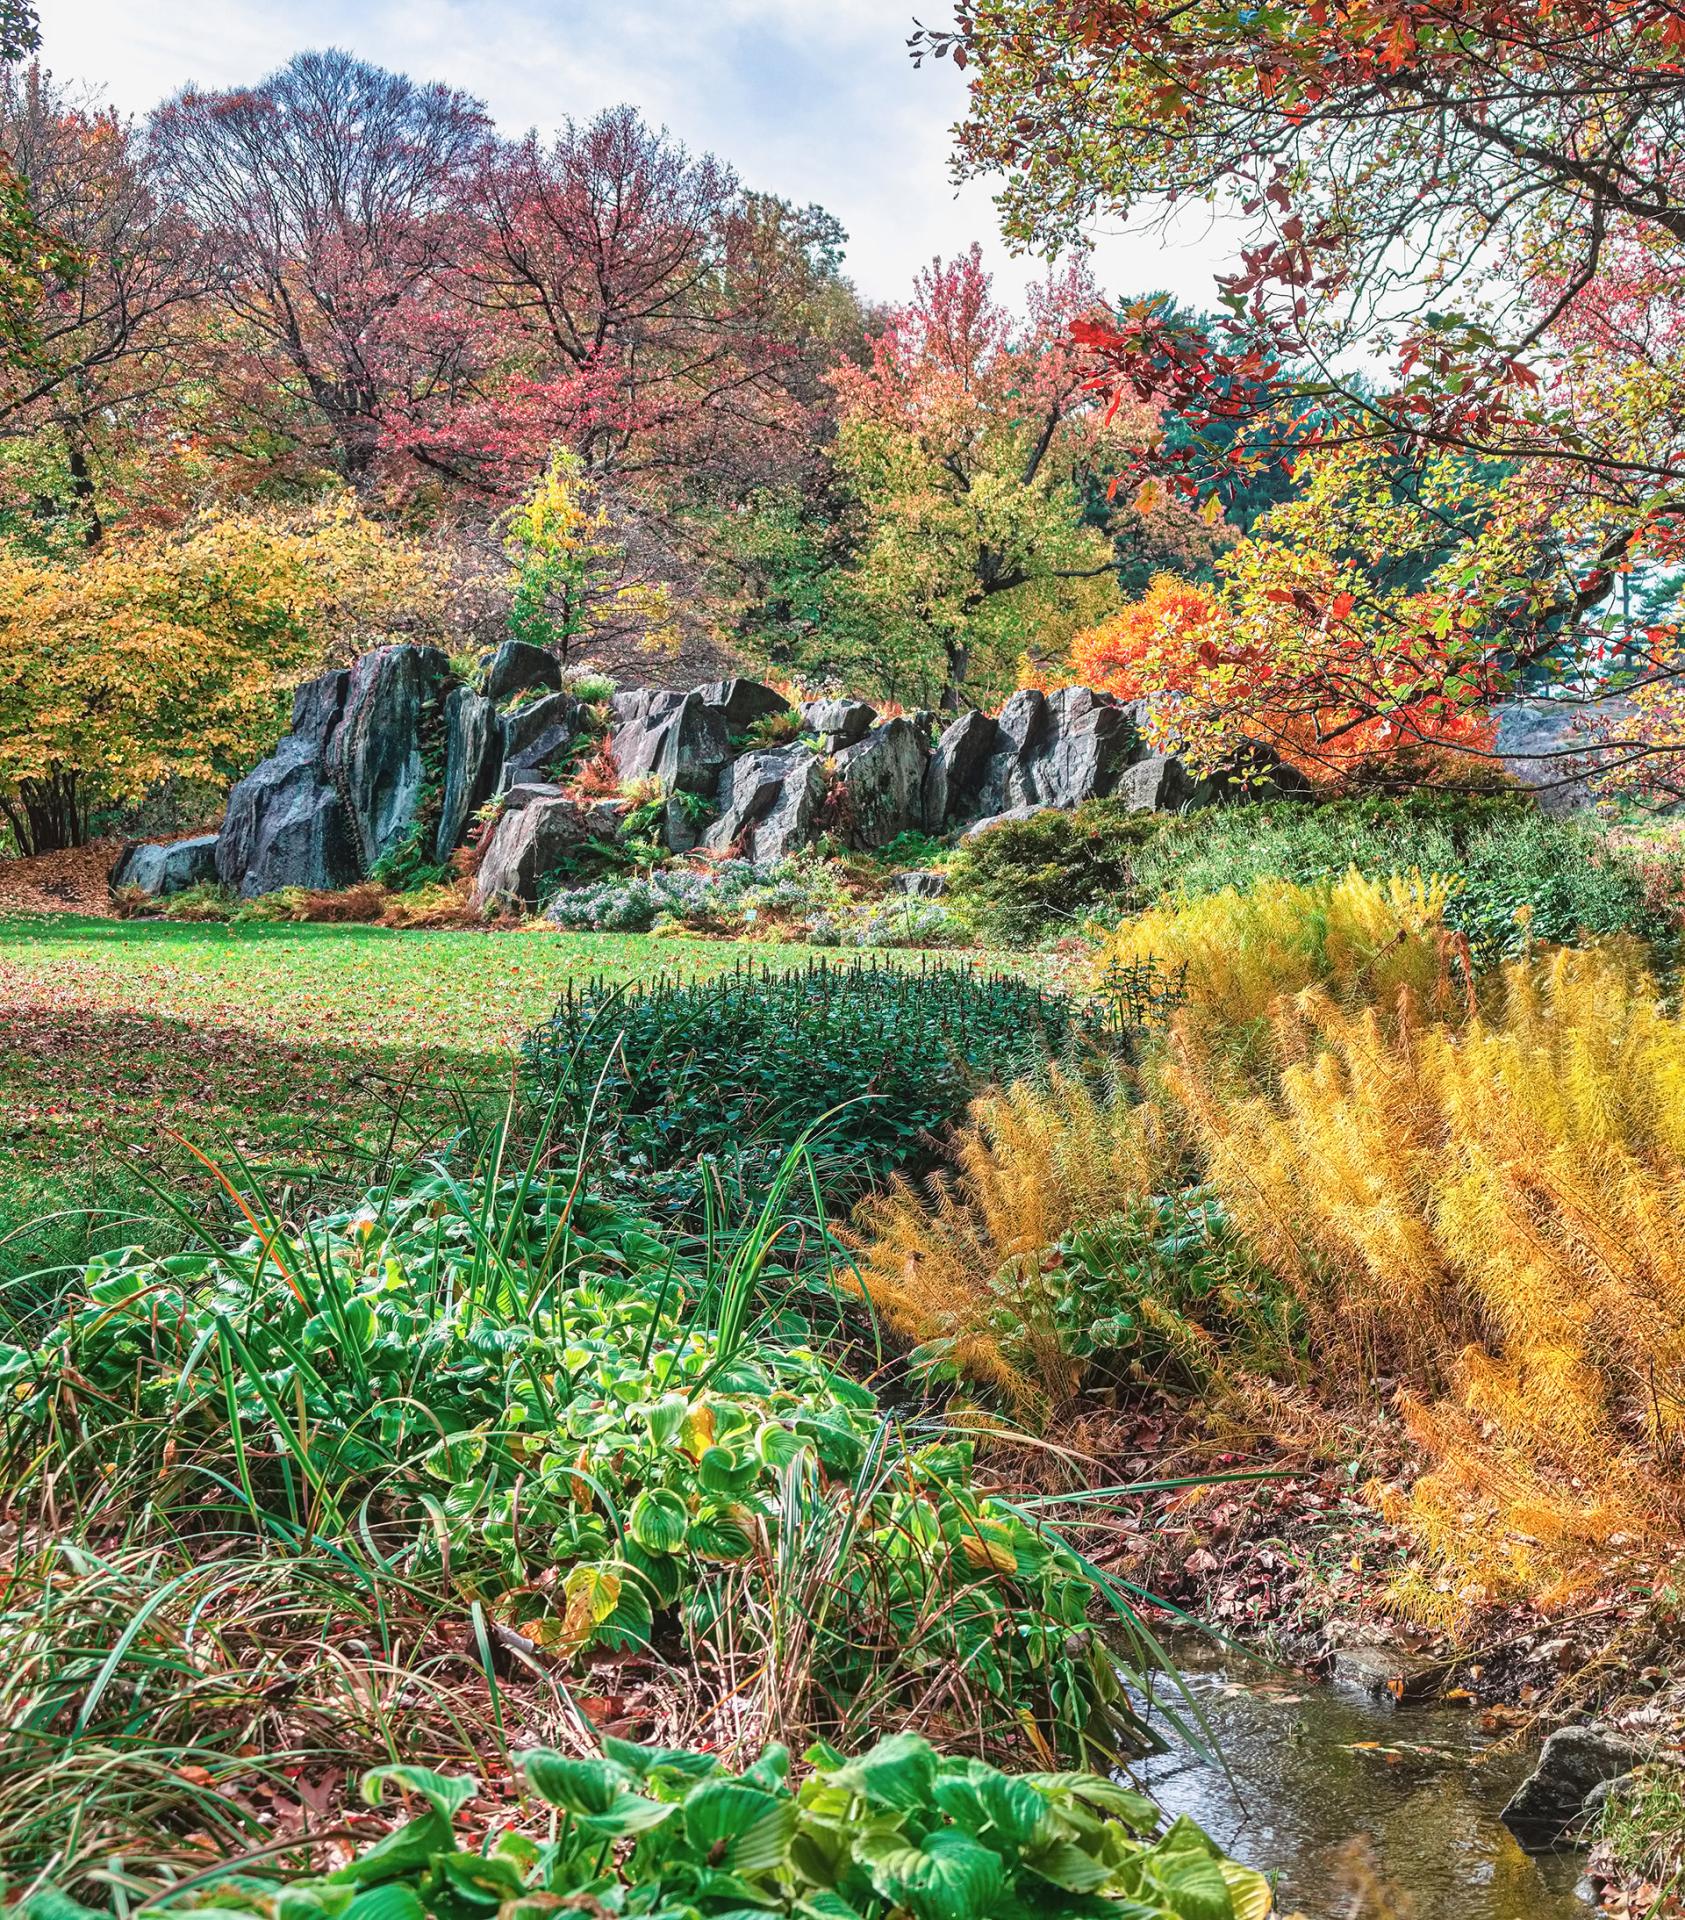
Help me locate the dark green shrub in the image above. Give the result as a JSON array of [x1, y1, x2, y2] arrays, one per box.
[[524, 958, 1104, 1208], [1135, 796, 1666, 957], [944, 799, 1166, 946]]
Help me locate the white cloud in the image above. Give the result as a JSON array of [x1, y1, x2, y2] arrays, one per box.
[[40, 0, 1243, 307]]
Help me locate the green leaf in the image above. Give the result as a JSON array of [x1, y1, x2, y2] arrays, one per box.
[[825, 1731, 939, 1812], [343, 1888, 427, 1920], [360, 1764, 477, 1819], [627, 1486, 689, 1554], [520, 1750, 674, 1836], [326, 1812, 454, 1887], [681, 1778, 798, 1874], [855, 1829, 1006, 1920]]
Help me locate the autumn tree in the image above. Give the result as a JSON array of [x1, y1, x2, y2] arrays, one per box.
[[0, 501, 441, 853], [148, 50, 489, 492], [467, 108, 856, 493], [918, 0, 1685, 788], [825, 246, 1188, 710], [502, 445, 676, 666], [0, 67, 205, 545]]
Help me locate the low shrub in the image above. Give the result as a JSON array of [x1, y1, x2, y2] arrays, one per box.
[[523, 959, 1105, 1211], [944, 799, 1165, 946], [33, 1734, 1267, 1920]]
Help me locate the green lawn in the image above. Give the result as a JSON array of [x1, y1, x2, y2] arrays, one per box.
[[0, 915, 862, 1294], [0, 914, 1055, 1296]]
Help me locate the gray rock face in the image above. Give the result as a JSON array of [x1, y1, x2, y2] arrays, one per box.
[[327, 645, 454, 871], [890, 868, 948, 899], [436, 689, 501, 861], [803, 697, 877, 752], [704, 748, 826, 862], [923, 709, 998, 830], [500, 692, 583, 788], [217, 668, 358, 898], [972, 687, 1146, 819], [110, 833, 221, 898], [483, 640, 562, 707], [701, 678, 790, 732], [612, 688, 731, 794], [833, 718, 928, 848], [1034, 688, 1145, 807], [1501, 1726, 1641, 1847], [500, 781, 565, 812], [1115, 752, 1212, 814], [471, 794, 591, 909], [1495, 694, 1637, 811]]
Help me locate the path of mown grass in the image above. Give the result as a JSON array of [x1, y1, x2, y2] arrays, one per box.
[[0, 914, 1055, 1292]]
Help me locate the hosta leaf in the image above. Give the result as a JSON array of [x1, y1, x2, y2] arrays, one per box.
[[687, 1510, 755, 1560], [325, 1811, 453, 1886], [681, 1779, 797, 1873], [628, 1486, 689, 1554], [602, 1733, 723, 1782], [418, 1430, 486, 1484], [520, 1751, 674, 1836], [1221, 1861, 1274, 1920], [855, 1829, 1006, 1920], [359, 1764, 478, 1819], [757, 1420, 805, 1468], [343, 1888, 426, 1920], [825, 1732, 938, 1812], [1022, 1840, 1114, 1894], [646, 1394, 687, 1447], [558, 1561, 622, 1650]]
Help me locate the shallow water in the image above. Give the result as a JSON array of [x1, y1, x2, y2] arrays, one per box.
[[1131, 1641, 1596, 1919]]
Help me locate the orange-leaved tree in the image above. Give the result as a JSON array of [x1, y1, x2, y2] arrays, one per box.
[[1062, 561, 1496, 784], [0, 500, 441, 853]]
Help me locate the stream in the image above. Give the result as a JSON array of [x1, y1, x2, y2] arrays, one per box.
[[1130, 1640, 1598, 1918]]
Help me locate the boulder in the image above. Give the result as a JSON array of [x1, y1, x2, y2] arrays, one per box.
[[327, 644, 455, 871], [1494, 694, 1636, 811], [500, 691, 583, 788], [1033, 687, 1146, 807], [973, 689, 1054, 818], [922, 709, 998, 831], [700, 677, 790, 732], [890, 869, 948, 899], [833, 717, 928, 848], [612, 687, 731, 794], [483, 639, 562, 707], [110, 833, 220, 899], [1115, 752, 1213, 814], [963, 803, 1055, 840], [500, 781, 566, 812], [435, 688, 501, 861], [803, 697, 876, 752], [704, 748, 826, 863], [1501, 1725, 1641, 1848], [217, 668, 359, 898], [471, 794, 592, 910]]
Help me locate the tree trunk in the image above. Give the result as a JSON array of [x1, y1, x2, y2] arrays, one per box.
[[939, 638, 969, 714], [66, 436, 104, 547], [2, 767, 87, 854]]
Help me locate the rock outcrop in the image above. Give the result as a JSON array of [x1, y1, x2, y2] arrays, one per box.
[[833, 717, 928, 848], [436, 689, 500, 861], [217, 669, 359, 898], [327, 645, 455, 871], [209, 645, 1316, 901], [110, 833, 220, 898], [500, 692, 583, 788], [704, 748, 827, 862], [471, 794, 591, 910]]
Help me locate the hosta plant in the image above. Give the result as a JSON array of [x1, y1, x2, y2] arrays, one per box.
[[0, 1157, 1159, 1762], [26, 1733, 1270, 1920]]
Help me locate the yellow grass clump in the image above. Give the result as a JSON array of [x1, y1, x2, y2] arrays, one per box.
[[850, 1063, 1167, 1414], [1172, 938, 1685, 1611]]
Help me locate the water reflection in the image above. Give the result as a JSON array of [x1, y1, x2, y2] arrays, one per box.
[[1131, 1645, 1596, 1918]]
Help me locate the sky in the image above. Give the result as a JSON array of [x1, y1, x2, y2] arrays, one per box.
[[39, 0, 1241, 312]]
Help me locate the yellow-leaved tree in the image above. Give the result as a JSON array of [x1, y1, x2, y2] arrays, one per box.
[[0, 499, 442, 853]]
